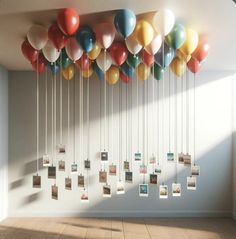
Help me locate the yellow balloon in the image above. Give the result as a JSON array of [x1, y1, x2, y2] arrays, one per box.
[[179, 28, 199, 55], [170, 57, 186, 77], [136, 63, 150, 81], [176, 49, 191, 62], [88, 43, 101, 60], [134, 20, 154, 47], [62, 64, 75, 80], [82, 67, 93, 78], [105, 65, 119, 85]]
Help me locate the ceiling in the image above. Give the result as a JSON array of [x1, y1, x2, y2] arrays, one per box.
[[0, 0, 235, 71]]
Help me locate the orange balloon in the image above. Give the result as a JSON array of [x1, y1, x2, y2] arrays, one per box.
[[192, 37, 209, 62]]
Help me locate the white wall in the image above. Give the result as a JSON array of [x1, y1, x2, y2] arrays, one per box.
[[0, 65, 8, 221], [8, 70, 233, 217]]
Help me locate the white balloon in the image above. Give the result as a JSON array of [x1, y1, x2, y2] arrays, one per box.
[[96, 50, 112, 72], [65, 38, 83, 62], [145, 34, 162, 55], [125, 34, 142, 55], [42, 40, 61, 63], [27, 25, 48, 50], [153, 9, 175, 36]]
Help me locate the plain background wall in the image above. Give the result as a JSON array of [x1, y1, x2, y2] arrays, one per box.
[[0, 65, 8, 221], [233, 76, 236, 220], [8, 70, 234, 217]]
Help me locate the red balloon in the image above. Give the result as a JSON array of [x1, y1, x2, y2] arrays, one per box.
[[57, 8, 80, 36], [187, 57, 201, 74], [108, 42, 128, 66], [120, 70, 130, 83], [76, 53, 91, 70], [141, 49, 154, 67], [192, 39, 209, 62], [21, 39, 39, 63], [48, 23, 68, 50], [31, 54, 46, 74]]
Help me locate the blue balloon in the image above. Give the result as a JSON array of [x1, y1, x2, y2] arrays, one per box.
[[92, 61, 104, 80], [114, 9, 136, 38], [154, 43, 175, 68], [48, 62, 60, 75], [76, 26, 96, 53], [120, 62, 134, 78]]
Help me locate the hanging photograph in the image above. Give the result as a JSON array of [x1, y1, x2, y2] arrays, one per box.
[[43, 154, 50, 167], [187, 176, 197, 190], [159, 185, 168, 199], [184, 154, 191, 165], [139, 164, 147, 174], [48, 166, 56, 179], [51, 185, 58, 200], [65, 177, 72, 190], [172, 183, 181, 197], [103, 184, 111, 197], [116, 181, 125, 194], [134, 152, 141, 161], [149, 155, 156, 164], [58, 160, 65, 171], [33, 175, 41, 188], [109, 164, 117, 175], [81, 188, 89, 202], [167, 152, 174, 162], [78, 175, 85, 188], [57, 144, 66, 154], [139, 184, 149, 197], [99, 170, 107, 183], [101, 151, 108, 162], [149, 174, 158, 185], [154, 165, 162, 175], [191, 165, 200, 176], [84, 159, 91, 170], [178, 153, 184, 164], [123, 161, 130, 171], [71, 163, 78, 174], [125, 171, 133, 183]]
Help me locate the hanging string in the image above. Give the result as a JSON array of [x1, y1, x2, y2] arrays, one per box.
[[54, 63, 57, 185], [80, 66, 84, 170], [162, 40, 165, 184], [137, 73, 140, 152], [119, 80, 122, 181], [157, 72, 160, 165], [142, 80, 145, 184], [186, 70, 189, 154], [152, 65, 155, 172], [67, 73, 70, 175], [168, 68, 171, 153], [146, 75, 149, 175], [111, 85, 114, 165], [60, 54, 63, 144], [193, 73, 196, 165], [126, 82, 128, 162], [104, 50, 107, 151], [86, 65, 90, 193], [36, 56, 39, 174], [174, 74, 178, 183], [51, 65, 54, 166], [130, 79, 132, 171], [45, 68, 48, 155], [100, 73, 102, 155], [181, 74, 184, 153], [73, 66, 76, 164]]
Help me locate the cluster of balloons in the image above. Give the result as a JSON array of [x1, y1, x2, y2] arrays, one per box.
[[21, 8, 209, 84]]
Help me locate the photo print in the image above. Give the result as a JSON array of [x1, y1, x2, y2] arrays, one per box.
[[117, 181, 125, 194], [159, 185, 168, 199], [51, 185, 58, 200], [99, 170, 107, 183], [184, 154, 191, 166], [103, 184, 111, 197], [134, 152, 141, 161], [154, 165, 162, 175], [172, 183, 181, 197], [178, 152, 184, 164], [167, 152, 174, 162], [139, 184, 149, 197], [139, 164, 147, 174], [48, 166, 56, 179], [149, 155, 156, 164], [149, 174, 157, 185], [191, 165, 200, 176], [78, 175, 85, 188], [65, 177, 72, 190], [101, 151, 108, 162], [71, 163, 78, 174], [58, 160, 65, 171], [84, 159, 91, 170], [43, 154, 50, 167], [57, 144, 66, 154], [124, 161, 130, 171], [109, 164, 117, 175], [125, 171, 133, 183], [187, 176, 197, 190], [80, 188, 89, 202], [33, 175, 41, 188]]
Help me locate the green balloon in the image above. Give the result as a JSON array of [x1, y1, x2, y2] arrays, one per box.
[[126, 53, 141, 69], [59, 49, 72, 69], [153, 63, 165, 81], [166, 23, 186, 50]]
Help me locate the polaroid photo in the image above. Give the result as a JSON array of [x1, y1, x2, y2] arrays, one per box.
[[117, 181, 125, 194], [33, 175, 41, 188], [109, 164, 117, 175], [57, 144, 66, 154], [65, 177, 72, 190], [139, 184, 149, 197], [84, 159, 91, 170], [154, 165, 162, 175], [43, 154, 50, 167], [101, 151, 108, 162], [103, 184, 111, 197], [191, 165, 200, 177], [51, 185, 58, 200], [71, 163, 78, 174], [187, 176, 197, 190], [125, 171, 133, 183], [78, 175, 85, 188], [58, 160, 65, 171], [159, 185, 168, 199], [149, 155, 156, 164], [48, 166, 56, 179], [172, 183, 181, 197], [134, 152, 142, 161], [178, 152, 184, 164], [80, 188, 89, 202], [99, 170, 107, 183], [124, 161, 130, 171], [139, 164, 147, 174], [167, 152, 174, 162], [184, 154, 191, 166], [150, 174, 158, 185]]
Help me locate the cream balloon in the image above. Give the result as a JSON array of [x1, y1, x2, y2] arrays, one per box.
[[145, 34, 162, 55], [153, 9, 175, 36], [27, 25, 48, 50], [42, 40, 61, 63], [65, 37, 83, 62], [125, 34, 142, 55], [96, 50, 112, 72]]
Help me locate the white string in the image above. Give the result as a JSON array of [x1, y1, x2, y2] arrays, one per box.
[[111, 85, 114, 164], [104, 50, 107, 151], [168, 69, 171, 152], [181, 75, 184, 153], [67, 76, 70, 175], [119, 80, 122, 181], [186, 70, 189, 154], [193, 73, 196, 165], [137, 74, 139, 152], [60, 54, 63, 144], [130, 80, 132, 170], [36, 57, 39, 173], [45, 68, 48, 154], [54, 64, 57, 181], [152, 65, 155, 162], [157, 71, 160, 165], [73, 66, 76, 164], [126, 83, 128, 161], [87, 67, 90, 193], [162, 66, 165, 183], [51, 66, 54, 166], [143, 80, 145, 184], [174, 74, 178, 182]]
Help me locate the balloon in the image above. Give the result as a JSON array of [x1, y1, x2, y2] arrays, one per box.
[[88, 43, 101, 60], [57, 8, 80, 36], [60, 49, 72, 69], [153, 9, 175, 36], [96, 50, 112, 72], [187, 57, 201, 73], [179, 28, 198, 55], [192, 37, 209, 62], [176, 49, 191, 62], [21, 39, 39, 62], [108, 42, 128, 65], [95, 22, 115, 49], [154, 43, 175, 68], [114, 9, 136, 38], [120, 62, 134, 78], [31, 54, 46, 74], [136, 63, 150, 81], [76, 53, 91, 71], [120, 70, 131, 83], [65, 37, 83, 62], [125, 34, 142, 55], [145, 34, 162, 55], [170, 57, 186, 77], [126, 53, 141, 68], [27, 25, 48, 50], [134, 20, 154, 47], [153, 63, 164, 81], [62, 64, 75, 80], [166, 23, 186, 49], [76, 26, 96, 53], [141, 49, 154, 67], [92, 61, 104, 80], [106, 65, 119, 85], [42, 40, 61, 63], [48, 62, 60, 75], [82, 67, 93, 78]]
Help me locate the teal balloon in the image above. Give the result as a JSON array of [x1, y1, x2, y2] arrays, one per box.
[[126, 53, 141, 69], [92, 61, 104, 80], [154, 43, 175, 68], [48, 62, 60, 75], [76, 26, 96, 53], [120, 62, 134, 78], [166, 23, 186, 50], [114, 9, 136, 38], [153, 63, 164, 81], [60, 49, 72, 69]]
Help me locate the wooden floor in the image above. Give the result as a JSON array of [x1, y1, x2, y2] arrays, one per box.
[[0, 217, 236, 239]]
